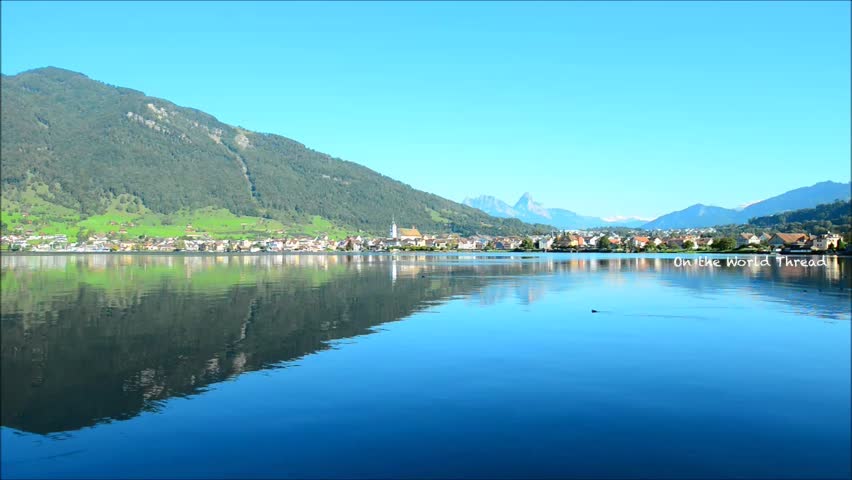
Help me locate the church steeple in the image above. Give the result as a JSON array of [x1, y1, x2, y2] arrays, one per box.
[[390, 216, 398, 239]]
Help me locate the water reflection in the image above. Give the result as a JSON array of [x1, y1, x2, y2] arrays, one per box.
[[1, 253, 849, 436]]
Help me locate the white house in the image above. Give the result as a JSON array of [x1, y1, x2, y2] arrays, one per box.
[[736, 233, 761, 248], [812, 233, 842, 251], [537, 237, 554, 251], [458, 239, 477, 250]]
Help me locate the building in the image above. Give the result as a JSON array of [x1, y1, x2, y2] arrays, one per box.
[[812, 233, 842, 251], [666, 237, 693, 249], [458, 239, 477, 250], [736, 233, 760, 248], [695, 237, 714, 248], [631, 236, 650, 249], [537, 237, 554, 251], [398, 226, 422, 241], [494, 238, 520, 250], [585, 235, 600, 247], [768, 233, 809, 248]]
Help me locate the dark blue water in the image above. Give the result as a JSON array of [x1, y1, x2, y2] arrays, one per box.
[[1, 253, 850, 478]]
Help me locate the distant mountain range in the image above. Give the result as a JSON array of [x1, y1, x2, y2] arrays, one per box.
[[463, 193, 648, 230], [641, 181, 851, 230], [465, 181, 851, 230]]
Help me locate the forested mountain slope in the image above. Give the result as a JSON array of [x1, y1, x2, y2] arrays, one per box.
[[1, 67, 549, 237]]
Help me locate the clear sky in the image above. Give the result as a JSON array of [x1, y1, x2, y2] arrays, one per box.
[[2, 1, 849, 219]]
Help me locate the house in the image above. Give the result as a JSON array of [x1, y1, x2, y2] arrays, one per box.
[[562, 234, 586, 248], [695, 237, 714, 248], [736, 233, 760, 248], [631, 236, 650, 249], [367, 239, 385, 251], [812, 233, 842, 251], [785, 239, 813, 253], [398, 226, 422, 241], [428, 238, 450, 249], [666, 237, 685, 249], [457, 239, 477, 250], [554, 235, 575, 249], [585, 235, 600, 247], [537, 237, 554, 251], [494, 238, 520, 250], [665, 237, 699, 249], [759, 232, 773, 243], [768, 233, 809, 248]]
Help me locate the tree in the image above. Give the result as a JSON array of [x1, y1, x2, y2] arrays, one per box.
[[520, 237, 535, 250], [838, 239, 847, 251], [598, 237, 611, 250], [713, 237, 736, 251], [76, 228, 91, 244], [683, 240, 695, 250]]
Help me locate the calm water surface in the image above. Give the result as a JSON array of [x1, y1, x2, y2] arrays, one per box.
[[1, 253, 850, 478]]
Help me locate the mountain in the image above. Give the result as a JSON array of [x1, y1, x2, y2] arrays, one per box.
[[640, 204, 741, 230], [514, 192, 553, 219], [464, 193, 647, 229], [461, 195, 519, 218], [741, 181, 851, 219], [748, 199, 850, 232], [466, 181, 850, 231], [642, 181, 851, 230], [0, 67, 552, 237]]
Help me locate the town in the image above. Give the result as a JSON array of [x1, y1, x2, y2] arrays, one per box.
[[1, 219, 847, 254]]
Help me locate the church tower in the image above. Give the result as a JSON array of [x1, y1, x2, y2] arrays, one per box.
[[390, 216, 398, 239]]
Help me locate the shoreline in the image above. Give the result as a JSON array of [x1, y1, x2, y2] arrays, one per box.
[[2, 250, 848, 257]]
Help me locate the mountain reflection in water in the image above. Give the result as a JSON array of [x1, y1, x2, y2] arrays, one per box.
[[1, 253, 849, 437]]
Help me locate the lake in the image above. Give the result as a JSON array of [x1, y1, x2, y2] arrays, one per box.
[[1, 253, 850, 479]]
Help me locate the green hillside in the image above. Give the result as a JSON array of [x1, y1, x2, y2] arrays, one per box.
[[1, 67, 550, 239], [748, 199, 851, 237]]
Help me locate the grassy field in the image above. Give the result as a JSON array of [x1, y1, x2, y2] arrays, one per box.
[[289, 216, 359, 239], [2, 183, 360, 241]]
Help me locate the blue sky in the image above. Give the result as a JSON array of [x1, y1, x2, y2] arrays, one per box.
[[2, 1, 849, 219]]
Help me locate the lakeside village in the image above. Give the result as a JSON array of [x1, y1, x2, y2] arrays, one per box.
[[2, 219, 848, 255]]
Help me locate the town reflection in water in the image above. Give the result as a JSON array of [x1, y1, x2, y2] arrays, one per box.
[[1, 253, 849, 436]]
